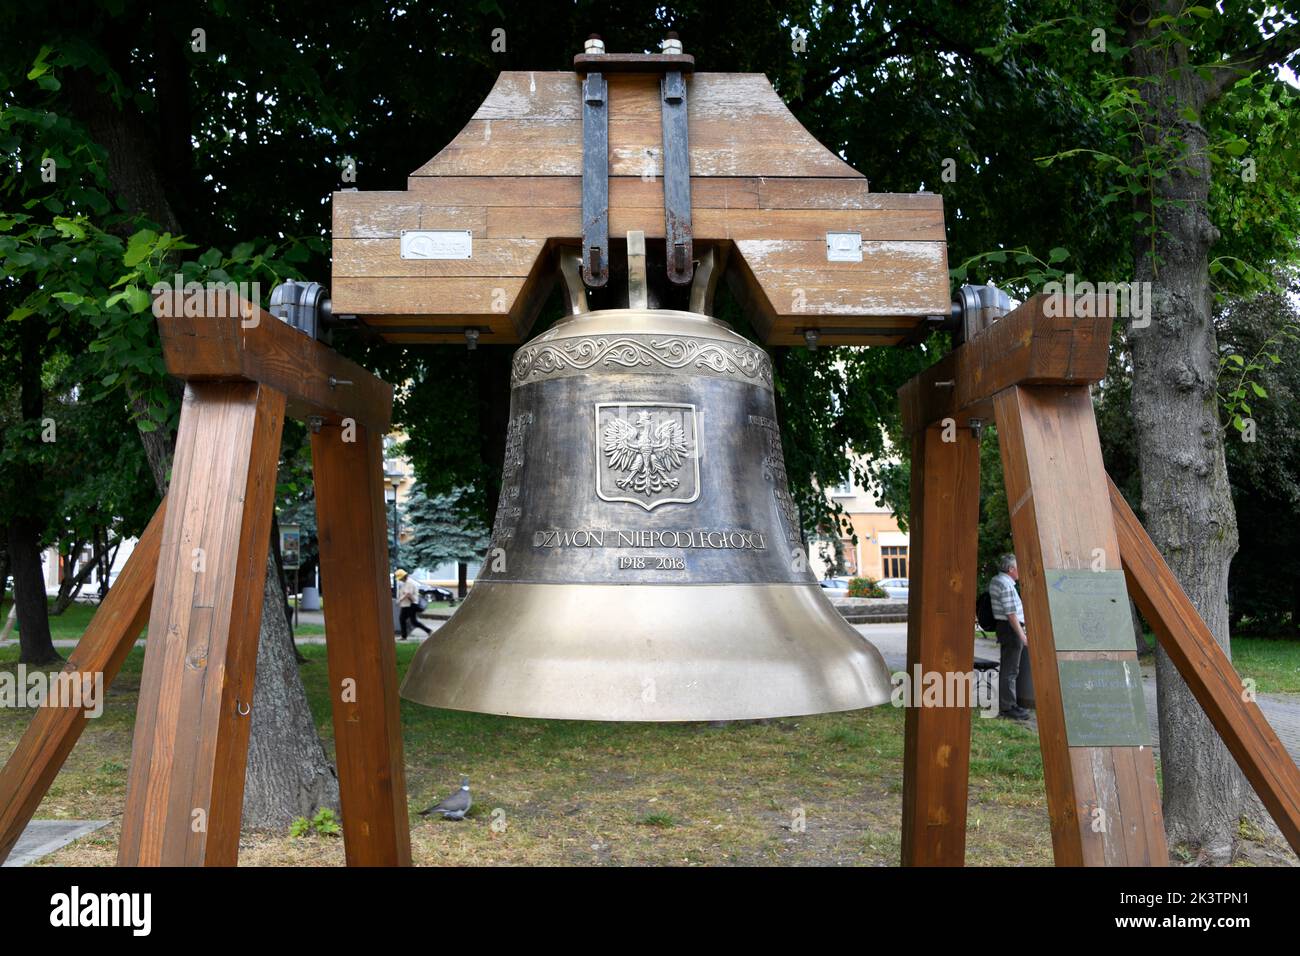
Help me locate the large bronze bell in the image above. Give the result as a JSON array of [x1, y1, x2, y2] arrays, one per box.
[[400, 238, 893, 720]]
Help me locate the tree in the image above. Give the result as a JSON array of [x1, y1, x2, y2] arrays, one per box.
[[972, 1, 1300, 858], [1122, 2, 1298, 860], [1220, 291, 1300, 632], [401, 485, 490, 573], [1, 8, 338, 828]]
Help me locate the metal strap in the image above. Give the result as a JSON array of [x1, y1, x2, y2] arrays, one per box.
[[581, 72, 609, 288], [660, 70, 694, 286]]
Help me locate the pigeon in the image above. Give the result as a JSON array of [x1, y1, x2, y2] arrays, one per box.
[[418, 776, 472, 820]]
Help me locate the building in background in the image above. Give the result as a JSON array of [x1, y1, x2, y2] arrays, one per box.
[[808, 473, 909, 582]]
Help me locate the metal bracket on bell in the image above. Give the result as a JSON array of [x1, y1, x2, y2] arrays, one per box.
[[626, 230, 649, 309], [581, 68, 609, 288], [558, 250, 591, 315], [688, 246, 722, 315], [660, 44, 694, 286]]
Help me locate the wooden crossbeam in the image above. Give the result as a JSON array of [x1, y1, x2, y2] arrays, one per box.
[[900, 423, 981, 865], [1110, 478, 1300, 852], [0, 500, 166, 864], [154, 290, 393, 433], [898, 294, 1111, 434]]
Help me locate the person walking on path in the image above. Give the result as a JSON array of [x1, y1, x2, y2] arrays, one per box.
[[396, 569, 433, 640], [990, 553, 1031, 720]]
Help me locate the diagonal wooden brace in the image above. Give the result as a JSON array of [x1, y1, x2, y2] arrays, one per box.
[[0, 500, 167, 864], [1110, 478, 1300, 853]]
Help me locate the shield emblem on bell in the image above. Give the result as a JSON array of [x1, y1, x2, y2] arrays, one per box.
[[595, 402, 701, 511]]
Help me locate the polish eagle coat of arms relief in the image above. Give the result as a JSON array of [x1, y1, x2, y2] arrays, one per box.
[[594, 403, 700, 511]]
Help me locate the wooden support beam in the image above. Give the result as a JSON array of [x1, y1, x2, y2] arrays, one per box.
[[1110, 477, 1300, 852], [118, 382, 284, 866], [311, 422, 412, 866], [0, 501, 166, 864], [995, 385, 1167, 865], [899, 294, 1111, 434], [154, 290, 393, 433], [901, 423, 981, 865]]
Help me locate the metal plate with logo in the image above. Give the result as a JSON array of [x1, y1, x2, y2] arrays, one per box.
[[1057, 658, 1150, 747], [400, 229, 473, 260], [1045, 569, 1135, 651], [825, 231, 862, 262], [595, 402, 700, 511]]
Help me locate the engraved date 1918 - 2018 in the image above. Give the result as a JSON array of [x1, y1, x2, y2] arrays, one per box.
[[618, 555, 687, 571]]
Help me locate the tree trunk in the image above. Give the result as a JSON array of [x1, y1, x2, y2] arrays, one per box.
[[241, 550, 340, 828], [51, 536, 95, 615], [0, 545, 10, 622], [1128, 10, 1245, 861], [6, 518, 59, 665], [8, 312, 58, 665], [1130, 599, 1151, 657]]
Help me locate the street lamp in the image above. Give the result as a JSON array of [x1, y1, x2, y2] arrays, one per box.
[[384, 479, 400, 593]]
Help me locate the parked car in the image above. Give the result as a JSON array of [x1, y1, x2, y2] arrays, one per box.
[[819, 577, 851, 591], [419, 585, 454, 604], [877, 577, 910, 600]]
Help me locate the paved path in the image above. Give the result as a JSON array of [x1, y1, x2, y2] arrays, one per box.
[[3, 820, 108, 867], [853, 623, 1300, 763]]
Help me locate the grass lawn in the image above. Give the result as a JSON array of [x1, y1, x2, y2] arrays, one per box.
[[1, 640, 1062, 866], [2, 617, 1294, 866], [1231, 637, 1300, 695]]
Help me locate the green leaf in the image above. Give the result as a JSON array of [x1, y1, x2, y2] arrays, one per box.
[[124, 285, 151, 313], [1250, 382, 1267, 398], [123, 229, 159, 267], [1224, 140, 1248, 157], [6, 305, 36, 322], [26, 45, 53, 80], [1048, 247, 1068, 263], [53, 216, 85, 240]]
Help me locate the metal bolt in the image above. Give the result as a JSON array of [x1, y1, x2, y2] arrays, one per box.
[[662, 32, 683, 55], [465, 328, 481, 351], [585, 34, 605, 55], [803, 329, 820, 351], [327, 376, 353, 389], [969, 418, 985, 442], [935, 379, 956, 388], [307, 415, 324, 433]]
